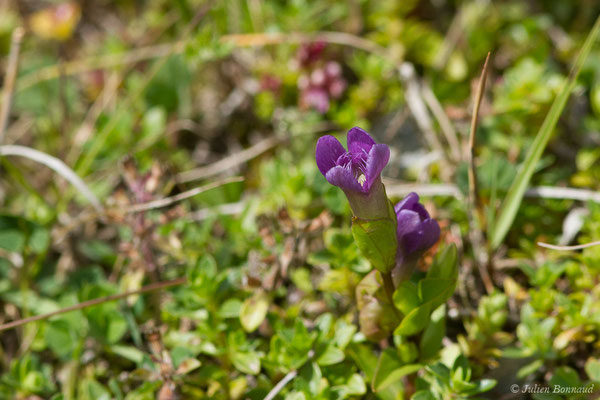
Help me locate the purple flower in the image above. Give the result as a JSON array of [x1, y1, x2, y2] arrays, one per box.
[[315, 127, 391, 219], [316, 127, 389, 193], [395, 192, 440, 260]]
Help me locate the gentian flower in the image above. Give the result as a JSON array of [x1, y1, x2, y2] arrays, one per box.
[[393, 192, 440, 282], [316, 127, 391, 219]]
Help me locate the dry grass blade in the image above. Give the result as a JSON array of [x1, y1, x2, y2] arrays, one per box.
[[177, 137, 280, 183], [537, 240, 600, 251], [524, 186, 600, 202], [121, 176, 244, 213], [398, 63, 450, 171], [421, 82, 462, 162], [0, 145, 103, 211]]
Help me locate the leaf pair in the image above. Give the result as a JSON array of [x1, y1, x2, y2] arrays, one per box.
[[393, 245, 458, 336]]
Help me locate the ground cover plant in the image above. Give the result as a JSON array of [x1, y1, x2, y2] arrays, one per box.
[[1, 0, 600, 399]]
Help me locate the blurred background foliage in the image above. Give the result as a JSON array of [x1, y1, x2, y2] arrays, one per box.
[[1, 0, 600, 399]]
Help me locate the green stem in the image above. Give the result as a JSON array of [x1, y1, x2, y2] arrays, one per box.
[[382, 271, 401, 321]]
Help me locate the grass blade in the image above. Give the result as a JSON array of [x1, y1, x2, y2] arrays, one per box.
[[489, 15, 600, 250]]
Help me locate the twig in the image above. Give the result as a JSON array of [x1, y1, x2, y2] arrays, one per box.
[[264, 370, 298, 400], [177, 136, 280, 183], [0, 277, 186, 332], [0, 27, 24, 144], [121, 176, 243, 213], [537, 240, 600, 251], [0, 144, 103, 212], [467, 52, 493, 294]]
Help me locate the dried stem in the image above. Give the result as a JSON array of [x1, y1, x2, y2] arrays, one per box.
[[264, 349, 314, 400], [264, 370, 298, 400], [0, 27, 24, 144], [0, 277, 186, 332], [467, 52, 494, 294], [468, 52, 490, 215]]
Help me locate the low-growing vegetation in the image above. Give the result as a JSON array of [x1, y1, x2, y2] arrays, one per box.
[[1, 1, 600, 399]]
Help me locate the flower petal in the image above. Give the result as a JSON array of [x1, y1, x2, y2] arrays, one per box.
[[316, 135, 346, 177], [394, 192, 419, 214], [402, 218, 440, 255], [396, 209, 422, 242], [412, 203, 430, 220], [403, 230, 425, 255], [363, 144, 390, 191], [419, 218, 440, 250], [347, 127, 376, 154], [326, 165, 364, 192]]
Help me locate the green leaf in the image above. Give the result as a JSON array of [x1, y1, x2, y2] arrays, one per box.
[[240, 291, 269, 332], [372, 349, 422, 392], [393, 281, 420, 315], [298, 362, 322, 397], [395, 245, 458, 337], [420, 305, 446, 360], [0, 229, 24, 252], [344, 373, 367, 395], [412, 391, 436, 400], [110, 345, 144, 364], [490, 15, 600, 249], [231, 351, 261, 375], [427, 245, 458, 280], [419, 278, 456, 310], [473, 379, 497, 394], [517, 359, 544, 379], [550, 366, 581, 388], [351, 216, 397, 273], [316, 344, 345, 366], [174, 358, 202, 375], [79, 378, 111, 400], [395, 303, 432, 336], [585, 358, 600, 381], [45, 320, 78, 359]]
